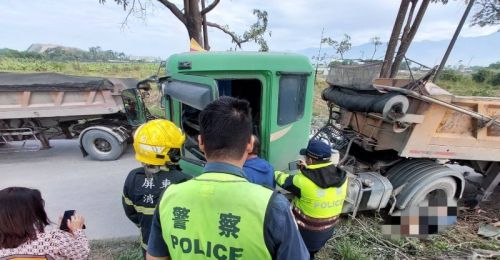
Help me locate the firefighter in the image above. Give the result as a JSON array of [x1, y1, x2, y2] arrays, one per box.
[[146, 97, 309, 260], [275, 140, 348, 259], [122, 119, 192, 259]]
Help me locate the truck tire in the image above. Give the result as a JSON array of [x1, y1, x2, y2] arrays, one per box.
[[406, 176, 457, 207], [81, 129, 125, 161], [386, 159, 463, 209]]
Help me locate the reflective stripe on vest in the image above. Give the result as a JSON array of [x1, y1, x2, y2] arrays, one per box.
[[293, 171, 348, 219], [158, 172, 273, 260]]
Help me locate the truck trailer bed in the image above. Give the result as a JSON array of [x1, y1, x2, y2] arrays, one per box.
[[0, 72, 135, 119], [330, 78, 500, 162]]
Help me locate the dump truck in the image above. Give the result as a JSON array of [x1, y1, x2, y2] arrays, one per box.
[[152, 52, 499, 217], [0, 72, 150, 160]]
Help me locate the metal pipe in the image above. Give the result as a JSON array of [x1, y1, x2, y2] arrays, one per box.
[[373, 84, 500, 128]]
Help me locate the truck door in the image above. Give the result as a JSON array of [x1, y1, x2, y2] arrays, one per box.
[[121, 88, 147, 126], [162, 74, 219, 175]]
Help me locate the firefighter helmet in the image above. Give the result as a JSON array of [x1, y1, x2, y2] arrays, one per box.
[[133, 119, 185, 166]]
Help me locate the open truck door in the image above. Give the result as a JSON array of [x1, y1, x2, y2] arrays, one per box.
[[162, 74, 219, 174]]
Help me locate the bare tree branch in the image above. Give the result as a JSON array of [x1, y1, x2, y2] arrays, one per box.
[[207, 21, 247, 48], [201, 0, 220, 15], [157, 0, 186, 24]]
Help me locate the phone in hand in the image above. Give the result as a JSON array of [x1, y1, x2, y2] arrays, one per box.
[[60, 210, 86, 232], [288, 160, 301, 171]]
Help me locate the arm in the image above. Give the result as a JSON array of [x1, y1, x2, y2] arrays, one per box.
[[54, 214, 90, 259], [54, 229, 91, 259], [274, 171, 301, 197], [123, 172, 140, 225], [147, 207, 170, 258], [264, 193, 309, 260]]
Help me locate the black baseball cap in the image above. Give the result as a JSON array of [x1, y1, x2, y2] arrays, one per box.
[[299, 140, 332, 161]]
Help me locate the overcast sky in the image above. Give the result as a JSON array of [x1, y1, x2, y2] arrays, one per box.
[[0, 0, 498, 57]]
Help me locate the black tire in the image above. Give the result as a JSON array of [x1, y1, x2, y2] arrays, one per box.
[[81, 129, 125, 161], [387, 159, 459, 208], [407, 176, 457, 207]]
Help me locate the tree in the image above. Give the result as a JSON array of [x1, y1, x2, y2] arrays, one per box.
[[370, 36, 382, 60], [472, 0, 500, 26], [381, 0, 499, 78], [321, 34, 352, 60], [100, 0, 270, 51]]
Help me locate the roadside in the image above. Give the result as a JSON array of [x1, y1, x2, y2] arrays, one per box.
[[0, 140, 139, 240]]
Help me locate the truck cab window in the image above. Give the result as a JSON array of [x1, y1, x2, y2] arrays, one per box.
[[179, 78, 263, 164], [278, 74, 307, 126], [181, 103, 205, 164]]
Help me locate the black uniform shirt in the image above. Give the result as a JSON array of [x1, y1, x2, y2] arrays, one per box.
[[122, 166, 192, 249]]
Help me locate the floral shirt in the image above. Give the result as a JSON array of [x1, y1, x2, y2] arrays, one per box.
[[0, 227, 90, 260]]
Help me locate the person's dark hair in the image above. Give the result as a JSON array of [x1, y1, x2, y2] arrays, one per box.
[[251, 135, 260, 155], [199, 96, 253, 160], [0, 187, 50, 249]]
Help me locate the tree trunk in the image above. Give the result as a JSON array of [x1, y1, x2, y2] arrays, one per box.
[[390, 0, 430, 78], [401, 0, 418, 44], [380, 0, 411, 78], [185, 0, 204, 47]]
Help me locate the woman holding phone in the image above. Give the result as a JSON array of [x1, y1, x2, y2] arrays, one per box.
[[0, 187, 90, 259]]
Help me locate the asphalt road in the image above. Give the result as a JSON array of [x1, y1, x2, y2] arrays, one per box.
[[0, 140, 139, 240]]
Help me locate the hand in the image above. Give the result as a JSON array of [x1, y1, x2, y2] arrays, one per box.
[[298, 160, 307, 169], [67, 214, 85, 233]]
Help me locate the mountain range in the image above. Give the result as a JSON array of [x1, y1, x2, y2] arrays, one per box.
[[297, 32, 500, 67]]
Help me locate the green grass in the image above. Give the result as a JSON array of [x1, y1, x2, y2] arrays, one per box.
[[90, 238, 143, 260], [437, 77, 500, 97], [0, 58, 159, 79]]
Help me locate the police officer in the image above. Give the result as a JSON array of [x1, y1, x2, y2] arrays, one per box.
[[123, 119, 192, 259], [275, 140, 348, 259], [146, 97, 309, 260]]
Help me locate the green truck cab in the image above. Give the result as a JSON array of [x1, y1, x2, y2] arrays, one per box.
[[159, 52, 315, 175]]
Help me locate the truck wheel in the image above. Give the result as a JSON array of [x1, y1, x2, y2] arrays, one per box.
[[407, 176, 457, 207], [81, 129, 125, 161], [386, 159, 462, 209]]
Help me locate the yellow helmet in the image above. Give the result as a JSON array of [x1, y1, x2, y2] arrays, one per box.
[[133, 119, 186, 166]]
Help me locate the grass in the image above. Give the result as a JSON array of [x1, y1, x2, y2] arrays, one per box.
[[437, 77, 500, 97], [0, 58, 159, 79], [90, 238, 143, 260]]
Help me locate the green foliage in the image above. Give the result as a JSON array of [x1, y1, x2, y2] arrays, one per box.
[[472, 69, 493, 83], [489, 72, 500, 86], [333, 240, 368, 260], [488, 61, 500, 70], [439, 69, 464, 82], [437, 71, 500, 97], [0, 46, 143, 62], [0, 58, 158, 79]]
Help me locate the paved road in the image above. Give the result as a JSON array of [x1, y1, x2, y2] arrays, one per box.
[[0, 140, 139, 240]]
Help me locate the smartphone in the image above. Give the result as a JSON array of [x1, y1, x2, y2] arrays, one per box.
[[288, 160, 301, 171], [60, 210, 86, 231]]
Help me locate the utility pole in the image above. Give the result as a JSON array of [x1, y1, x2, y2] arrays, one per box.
[[433, 0, 476, 81], [315, 28, 325, 78], [201, 0, 210, 50]]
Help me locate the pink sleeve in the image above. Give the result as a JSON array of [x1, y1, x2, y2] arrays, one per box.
[[51, 229, 90, 259]]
